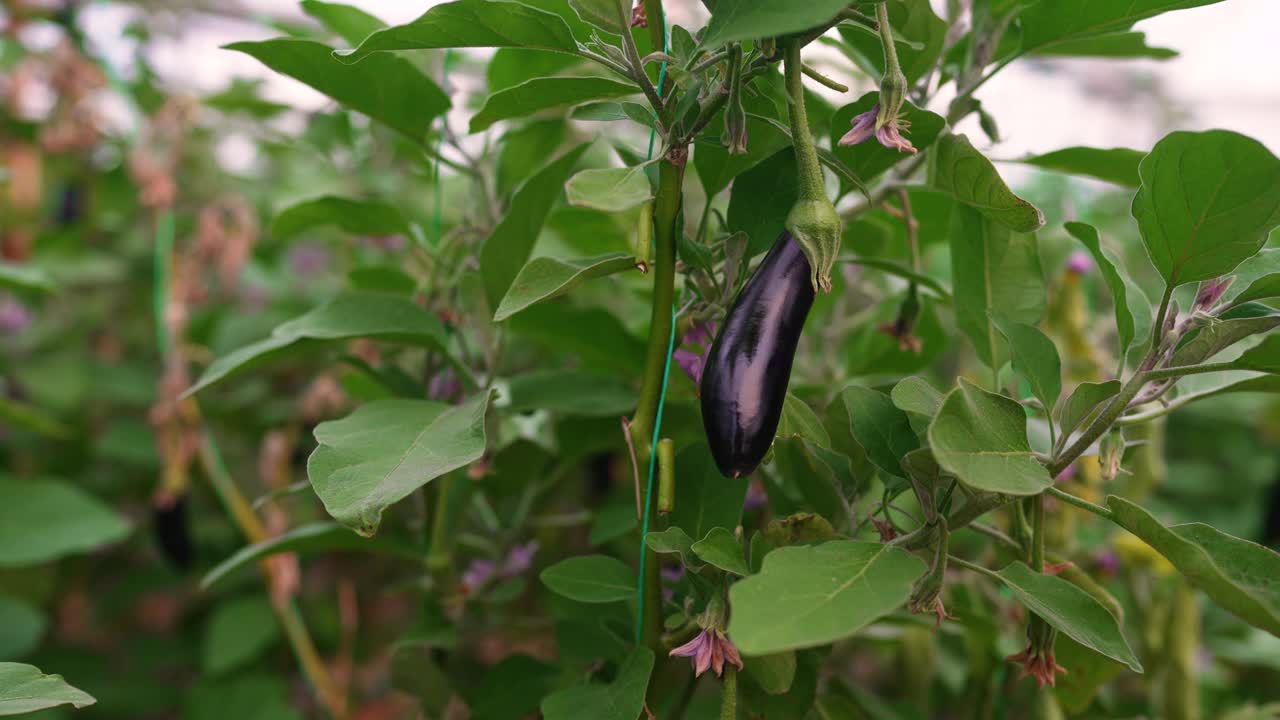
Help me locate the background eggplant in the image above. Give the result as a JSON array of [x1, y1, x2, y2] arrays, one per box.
[[700, 231, 815, 478]]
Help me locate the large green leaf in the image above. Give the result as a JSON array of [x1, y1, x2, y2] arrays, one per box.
[[1018, 147, 1144, 187], [695, 108, 791, 196], [841, 385, 918, 478], [202, 595, 281, 676], [1169, 315, 1280, 368], [308, 393, 490, 536], [949, 204, 1045, 368], [539, 554, 635, 603], [201, 522, 422, 589], [997, 562, 1143, 672], [541, 648, 653, 720], [1036, 31, 1176, 61], [669, 444, 748, 543], [994, 318, 1062, 414], [1065, 222, 1145, 358], [930, 134, 1044, 232], [701, 0, 849, 47], [503, 370, 637, 416], [692, 527, 750, 576], [727, 148, 797, 257], [830, 93, 946, 186], [271, 195, 409, 239], [1107, 496, 1280, 636], [836, 0, 947, 83], [728, 541, 927, 654], [188, 292, 449, 395], [226, 39, 449, 142], [0, 478, 130, 567], [470, 76, 638, 132], [1018, 1, 1227, 56], [565, 166, 653, 213], [928, 380, 1052, 495], [494, 253, 636, 321], [1056, 381, 1121, 443], [481, 144, 590, 307], [1132, 130, 1280, 288], [336, 0, 579, 62], [0, 663, 95, 715], [567, 0, 626, 34], [1234, 335, 1280, 374]]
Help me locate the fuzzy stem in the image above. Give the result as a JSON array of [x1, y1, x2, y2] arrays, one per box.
[[720, 666, 738, 720], [1151, 284, 1175, 353], [1046, 486, 1113, 520], [783, 42, 824, 203], [876, 2, 902, 80]]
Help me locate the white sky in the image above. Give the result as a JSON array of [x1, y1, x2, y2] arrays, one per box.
[[78, 0, 1280, 163]]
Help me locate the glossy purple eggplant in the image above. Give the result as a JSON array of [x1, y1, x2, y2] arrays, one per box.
[[700, 231, 815, 478]]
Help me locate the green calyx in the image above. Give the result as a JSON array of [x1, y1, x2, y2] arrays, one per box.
[[786, 198, 840, 294], [874, 1, 909, 130], [783, 40, 841, 294]]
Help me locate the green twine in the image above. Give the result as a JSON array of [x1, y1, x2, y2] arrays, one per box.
[[635, 10, 672, 647]]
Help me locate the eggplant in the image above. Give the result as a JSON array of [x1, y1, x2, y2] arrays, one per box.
[[700, 231, 815, 478], [153, 494, 193, 570]]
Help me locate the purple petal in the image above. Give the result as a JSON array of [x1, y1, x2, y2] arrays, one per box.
[[1066, 251, 1094, 275], [875, 122, 917, 154], [673, 348, 704, 385], [838, 107, 879, 147], [669, 631, 707, 659]]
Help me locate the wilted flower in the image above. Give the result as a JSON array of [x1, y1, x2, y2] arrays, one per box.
[[673, 321, 716, 387], [630, 0, 647, 28], [669, 629, 743, 677], [1065, 251, 1094, 275], [877, 286, 923, 353], [871, 517, 898, 542], [1006, 643, 1067, 689], [838, 104, 916, 155]]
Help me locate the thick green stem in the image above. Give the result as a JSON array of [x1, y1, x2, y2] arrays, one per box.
[[1048, 371, 1150, 477], [426, 475, 454, 572], [1046, 486, 1113, 520], [1144, 361, 1239, 382], [1031, 493, 1045, 573], [720, 666, 738, 720], [1151, 285, 1175, 354], [783, 42, 823, 203], [876, 2, 902, 79]]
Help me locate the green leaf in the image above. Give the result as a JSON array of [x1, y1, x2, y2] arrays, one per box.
[[348, 266, 417, 295], [0, 477, 130, 567], [645, 527, 703, 570], [890, 376, 944, 420], [930, 134, 1045, 232], [1107, 496, 1280, 637], [470, 76, 637, 132], [1065, 222, 1144, 358], [836, 0, 947, 83], [271, 195, 409, 239], [0, 397, 72, 440], [0, 663, 95, 715], [777, 393, 831, 448], [1133, 130, 1280, 288], [568, 0, 626, 34], [772, 439, 853, 528], [1018, 147, 1145, 187], [1056, 381, 1121, 443], [695, 112, 791, 197], [1169, 315, 1280, 368], [997, 562, 1143, 672], [670, 444, 748, 543], [541, 648, 653, 720], [692, 527, 750, 576], [0, 263, 54, 296], [308, 394, 490, 536], [1052, 636, 1126, 714], [1036, 31, 1176, 60], [728, 541, 927, 655], [1234, 335, 1280, 374], [226, 39, 448, 142], [201, 522, 421, 590], [830, 93, 946, 186], [1230, 273, 1280, 309], [185, 676, 301, 720], [728, 148, 798, 257], [188, 292, 449, 395], [565, 166, 653, 213], [701, 0, 849, 47], [467, 655, 558, 720], [494, 253, 636, 321], [949, 204, 1046, 368], [841, 385, 919, 478], [300, 0, 385, 46], [481, 144, 590, 308], [1017, 1, 1227, 56], [539, 554, 635, 603], [509, 303, 645, 374], [993, 318, 1062, 413], [929, 380, 1053, 496], [336, 0, 579, 63], [0, 595, 44, 660], [202, 595, 281, 676], [503, 370, 637, 415]]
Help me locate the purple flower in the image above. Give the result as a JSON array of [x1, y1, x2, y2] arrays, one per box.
[[460, 559, 496, 595], [1094, 549, 1120, 576], [428, 367, 462, 404], [1194, 277, 1233, 312], [1066, 251, 1093, 275], [668, 629, 743, 677], [501, 540, 539, 577], [0, 297, 31, 335], [674, 321, 716, 388], [287, 243, 330, 276], [838, 104, 917, 155]]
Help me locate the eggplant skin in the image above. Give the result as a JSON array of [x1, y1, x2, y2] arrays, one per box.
[[153, 495, 194, 570], [700, 231, 815, 478]]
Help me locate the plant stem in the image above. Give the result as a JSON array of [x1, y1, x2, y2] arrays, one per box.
[[801, 63, 849, 92], [1045, 487, 1113, 520], [1048, 370, 1149, 477], [783, 42, 824, 203], [426, 475, 454, 572], [1031, 492, 1045, 573], [1144, 361, 1239, 382], [1151, 284, 1175, 353], [720, 666, 738, 720], [642, 0, 666, 59], [876, 2, 901, 79], [949, 555, 1003, 583]]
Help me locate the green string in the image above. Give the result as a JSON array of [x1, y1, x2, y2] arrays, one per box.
[[635, 10, 672, 647]]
